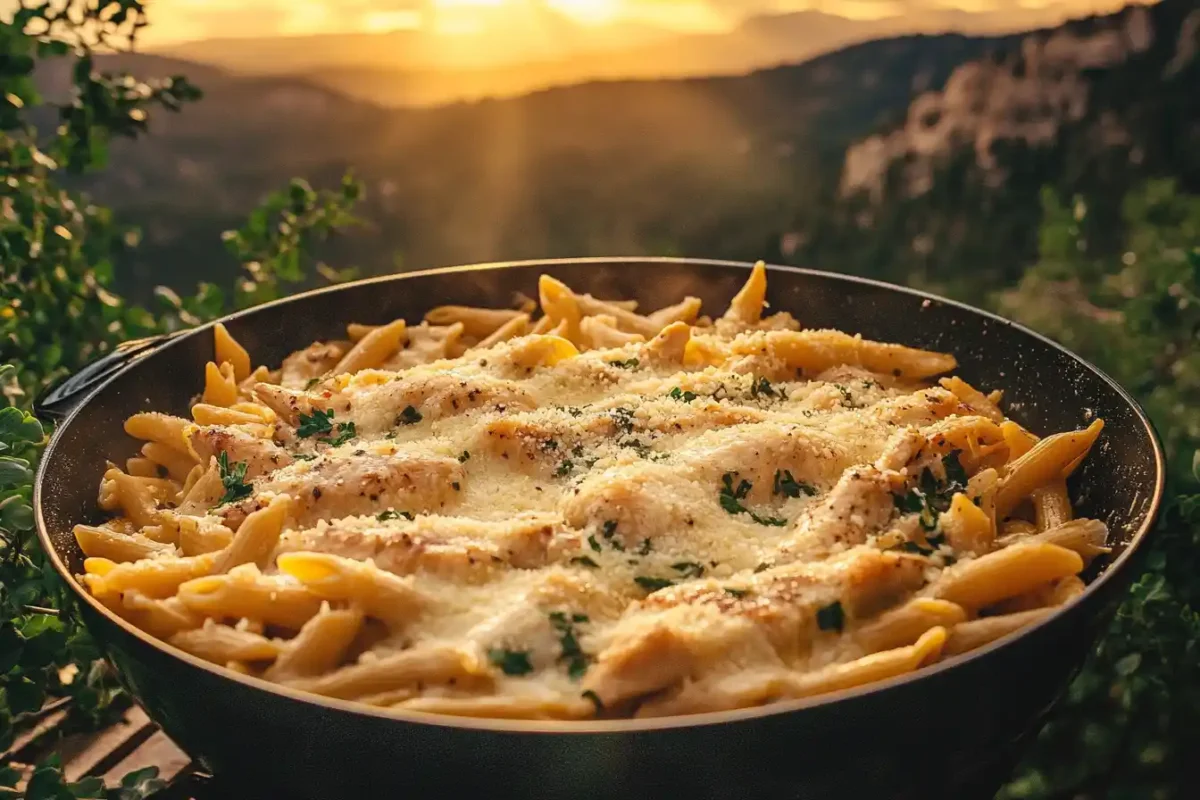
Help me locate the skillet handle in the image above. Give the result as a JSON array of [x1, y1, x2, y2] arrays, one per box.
[[34, 331, 185, 424]]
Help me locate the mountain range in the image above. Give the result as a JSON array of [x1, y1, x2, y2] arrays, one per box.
[[59, 0, 1198, 308], [151, 4, 1154, 107]]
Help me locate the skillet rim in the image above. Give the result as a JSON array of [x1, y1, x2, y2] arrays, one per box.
[[34, 256, 1167, 735]]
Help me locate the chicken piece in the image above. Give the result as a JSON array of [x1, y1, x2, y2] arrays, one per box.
[[561, 462, 711, 544], [274, 512, 567, 581], [189, 425, 293, 480], [253, 383, 352, 428], [279, 341, 349, 389], [219, 451, 465, 530], [776, 466, 902, 560], [343, 371, 538, 433], [584, 547, 926, 706]]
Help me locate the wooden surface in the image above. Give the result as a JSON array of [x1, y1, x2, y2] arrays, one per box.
[[3, 697, 232, 798]]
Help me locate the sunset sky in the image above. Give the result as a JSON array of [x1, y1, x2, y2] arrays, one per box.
[[141, 0, 1151, 46]]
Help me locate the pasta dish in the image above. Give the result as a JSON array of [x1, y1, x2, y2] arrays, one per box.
[[75, 264, 1107, 720]]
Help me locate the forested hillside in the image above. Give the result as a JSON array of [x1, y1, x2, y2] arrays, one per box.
[[63, 0, 1198, 318], [68, 31, 1020, 300]]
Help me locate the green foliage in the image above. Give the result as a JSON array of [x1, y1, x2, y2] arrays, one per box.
[[0, 2, 361, 792], [997, 181, 1200, 799]]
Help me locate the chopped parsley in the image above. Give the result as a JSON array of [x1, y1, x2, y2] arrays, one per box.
[[296, 408, 335, 438], [216, 451, 253, 504], [754, 562, 772, 573], [397, 405, 423, 425], [609, 358, 640, 370], [296, 408, 355, 445], [773, 469, 817, 498], [542, 439, 559, 451], [587, 534, 602, 553], [669, 387, 698, 402], [816, 601, 845, 632], [725, 588, 750, 599], [750, 376, 778, 399], [488, 648, 534, 676], [327, 421, 356, 446], [458, 450, 471, 462], [304, 377, 320, 390], [672, 561, 705, 579], [565, 406, 584, 418], [893, 450, 969, 534], [634, 576, 675, 592], [556, 459, 574, 477], [293, 453, 316, 462], [582, 690, 604, 712], [549, 612, 589, 681], [637, 538, 653, 555], [602, 520, 618, 539], [376, 509, 414, 522], [570, 556, 599, 569], [718, 472, 787, 526], [610, 407, 635, 434]]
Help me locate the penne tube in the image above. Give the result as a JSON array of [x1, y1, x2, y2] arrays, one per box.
[[176, 461, 226, 516], [192, 404, 267, 426], [202, 361, 239, 407], [538, 275, 584, 344], [943, 608, 1052, 656], [276, 552, 425, 628], [530, 315, 555, 335], [1033, 481, 1073, 531], [141, 441, 198, 483], [177, 564, 323, 630], [176, 516, 235, 556], [733, 330, 957, 381], [74, 524, 174, 562], [575, 295, 658, 337], [98, 469, 174, 528], [852, 598, 966, 654], [648, 296, 703, 328], [990, 574, 1087, 614], [643, 321, 691, 364], [119, 591, 203, 640], [424, 306, 525, 339], [932, 543, 1083, 611], [997, 518, 1110, 561], [170, 621, 282, 665], [938, 493, 994, 555], [581, 315, 645, 348], [213, 323, 252, 382], [722, 261, 767, 325], [85, 552, 217, 599], [264, 606, 364, 681], [212, 494, 289, 573], [396, 694, 594, 721], [939, 377, 1004, 423], [125, 457, 163, 478], [333, 319, 407, 375], [995, 420, 1103, 519], [124, 412, 192, 455], [779, 626, 947, 700], [473, 313, 530, 350], [283, 645, 488, 700]]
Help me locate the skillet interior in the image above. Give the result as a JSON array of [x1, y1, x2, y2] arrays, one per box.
[[33, 259, 1165, 799], [41, 258, 1160, 573]]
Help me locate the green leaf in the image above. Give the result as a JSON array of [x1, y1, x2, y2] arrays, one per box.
[[0, 456, 33, 486], [115, 766, 167, 800], [6, 676, 45, 714]]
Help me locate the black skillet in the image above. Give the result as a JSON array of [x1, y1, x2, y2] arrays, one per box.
[[34, 259, 1165, 800]]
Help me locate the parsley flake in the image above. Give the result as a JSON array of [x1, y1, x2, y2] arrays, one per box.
[[570, 556, 599, 569], [725, 588, 750, 598], [672, 561, 705, 579], [376, 509, 414, 522], [296, 408, 335, 438], [397, 405, 423, 425], [773, 469, 817, 498], [488, 648, 534, 676], [634, 576, 675, 592], [637, 538, 653, 555], [609, 358, 640, 370], [719, 472, 787, 526], [549, 612, 590, 681], [458, 450, 471, 462], [216, 451, 253, 504], [587, 535, 602, 553], [817, 601, 845, 632], [669, 387, 699, 402]]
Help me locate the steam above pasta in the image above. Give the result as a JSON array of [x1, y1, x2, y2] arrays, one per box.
[[76, 263, 1108, 720]]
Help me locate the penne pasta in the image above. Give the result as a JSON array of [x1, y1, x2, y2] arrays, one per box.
[[77, 265, 1108, 722]]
